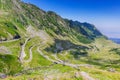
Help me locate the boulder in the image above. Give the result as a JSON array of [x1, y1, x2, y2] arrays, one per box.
[[0, 73, 7, 79], [108, 68, 116, 72]]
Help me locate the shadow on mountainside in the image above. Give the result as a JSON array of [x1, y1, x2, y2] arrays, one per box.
[[44, 39, 89, 59]]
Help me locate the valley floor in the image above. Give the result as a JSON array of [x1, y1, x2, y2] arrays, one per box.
[[1, 37, 120, 80]]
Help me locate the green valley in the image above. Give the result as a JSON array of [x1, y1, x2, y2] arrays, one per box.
[[0, 0, 120, 80]]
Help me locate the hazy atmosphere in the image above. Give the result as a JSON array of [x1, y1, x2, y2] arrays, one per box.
[[23, 0, 120, 38]]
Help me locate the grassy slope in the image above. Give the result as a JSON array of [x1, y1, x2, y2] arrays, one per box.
[[1, 36, 120, 80], [0, 0, 120, 80]]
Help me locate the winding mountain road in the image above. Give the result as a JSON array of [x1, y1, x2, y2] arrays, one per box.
[[52, 54, 63, 62], [23, 45, 34, 63], [0, 39, 20, 43], [37, 46, 93, 70], [19, 38, 30, 62], [80, 71, 95, 80], [37, 47, 56, 62], [18, 41, 95, 79], [37, 47, 81, 69]]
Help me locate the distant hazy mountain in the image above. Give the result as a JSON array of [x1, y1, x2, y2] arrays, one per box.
[[110, 38, 120, 44]]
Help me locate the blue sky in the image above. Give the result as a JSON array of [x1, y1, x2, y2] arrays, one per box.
[[23, 0, 120, 38]]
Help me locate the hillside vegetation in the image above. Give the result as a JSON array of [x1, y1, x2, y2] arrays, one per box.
[[0, 0, 120, 80]]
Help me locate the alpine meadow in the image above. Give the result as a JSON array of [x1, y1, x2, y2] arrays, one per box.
[[0, 0, 120, 80]]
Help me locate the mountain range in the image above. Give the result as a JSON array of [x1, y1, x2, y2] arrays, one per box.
[[0, 0, 120, 80], [110, 38, 120, 44]]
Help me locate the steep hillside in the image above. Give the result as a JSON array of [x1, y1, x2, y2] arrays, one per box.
[[0, 0, 103, 42], [0, 0, 120, 80]]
